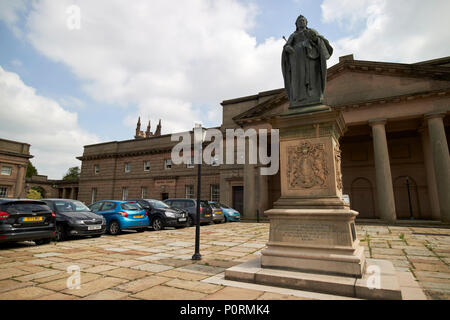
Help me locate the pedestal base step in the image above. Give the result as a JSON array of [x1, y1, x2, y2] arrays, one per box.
[[225, 257, 402, 300]]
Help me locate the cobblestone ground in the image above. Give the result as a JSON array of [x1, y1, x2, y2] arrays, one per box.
[[0, 222, 449, 300]]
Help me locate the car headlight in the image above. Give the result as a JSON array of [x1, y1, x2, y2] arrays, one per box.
[[70, 219, 84, 225], [165, 211, 176, 218]]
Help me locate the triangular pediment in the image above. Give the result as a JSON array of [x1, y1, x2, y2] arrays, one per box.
[[324, 59, 450, 106]]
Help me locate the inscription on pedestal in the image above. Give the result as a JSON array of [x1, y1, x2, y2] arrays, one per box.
[[272, 221, 351, 246]]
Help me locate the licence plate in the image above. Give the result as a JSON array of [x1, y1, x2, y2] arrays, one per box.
[[204, 214, 211, 217], [179, 218, 187, 222], [134, 215, 144, 218], [88, 225, 102, 231], [23, 217, 43, 222]]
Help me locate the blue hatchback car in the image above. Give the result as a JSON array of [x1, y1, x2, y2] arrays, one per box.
[[88, 200, 149, 235], [210, 202, 241, 222]]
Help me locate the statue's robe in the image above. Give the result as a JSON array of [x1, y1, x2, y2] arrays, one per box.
[[282, 28, 333, 108]]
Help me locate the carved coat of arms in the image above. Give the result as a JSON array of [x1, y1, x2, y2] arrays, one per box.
[[287, 142, 328, 189]]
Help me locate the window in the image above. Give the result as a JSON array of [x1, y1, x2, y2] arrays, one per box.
[[124, 163, 131, 173], [122, 187, 129, 200], [1, 166, 12, 176], [0, 187, 8, 197], [170, 200, 185, 209], [144, 161, 151, 172], [102, 202, 116, 211], [141, 187, 148, 199], [89, 201, 102, 212], [185, 185, 194, 199], [91, 188, 97, 204], [211, 184, 220, 202], [94, 165, 99, 175], [187, 156, 195, 169], [164, 159, 172, 170]]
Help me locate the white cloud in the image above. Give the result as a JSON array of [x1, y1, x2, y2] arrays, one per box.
[[0, 0, 27, 37], [0, 66, 99, 179], [3, 0, 284, 134], [322, 0, 450, 66]]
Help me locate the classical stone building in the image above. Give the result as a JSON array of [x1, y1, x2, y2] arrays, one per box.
[[0, 138, 33, 198], [77, 55, 450, 222]]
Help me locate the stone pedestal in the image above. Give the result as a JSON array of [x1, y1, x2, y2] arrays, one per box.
[[225, 107, 403, 299], [261, 107, 366, 278]]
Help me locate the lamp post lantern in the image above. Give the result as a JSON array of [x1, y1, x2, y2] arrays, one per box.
[[192, 123, 207, 261]]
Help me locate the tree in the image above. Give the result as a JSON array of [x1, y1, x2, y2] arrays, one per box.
[[63, 166, 80, 181], [26, 188, 42, 199], [26, 161, 38, 178]]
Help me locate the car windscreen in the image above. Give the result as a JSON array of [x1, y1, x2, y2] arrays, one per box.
[[3, 202, 50, 213], [219, 203, 230, 209], [121, 203, 141, 211], [54, 200, 91, 213], [147, 200, 170, 209]]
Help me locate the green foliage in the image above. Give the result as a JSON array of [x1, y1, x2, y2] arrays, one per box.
[[63, 166, 80, 181], [26, 188, 42, 199], [26, 161, 38, 178]]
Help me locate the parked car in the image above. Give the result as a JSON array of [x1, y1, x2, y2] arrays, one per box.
[[213, 202, 241, 222], [42, 199, 106, 241], [0, 199, 56, 245], [164, 199, 213, 226], [88, 200, 149, 235], [208, 201, 226, 224], [130, 199, 188, 231]]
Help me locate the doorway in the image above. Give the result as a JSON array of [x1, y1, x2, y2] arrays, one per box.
[[232, 186, 244, 216], [161, 193, 169, 201], [394, 176, 421, 219]]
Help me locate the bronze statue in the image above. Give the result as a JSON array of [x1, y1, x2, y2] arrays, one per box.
[[282, 15, 333, 108]]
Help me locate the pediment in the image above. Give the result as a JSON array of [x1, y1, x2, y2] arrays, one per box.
[[324, 68, 450, 107]]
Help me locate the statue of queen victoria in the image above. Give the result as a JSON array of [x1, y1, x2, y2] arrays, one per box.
[[282, 15, 334, 108]]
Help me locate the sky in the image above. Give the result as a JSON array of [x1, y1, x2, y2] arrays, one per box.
[[1, 0, 450, 179]]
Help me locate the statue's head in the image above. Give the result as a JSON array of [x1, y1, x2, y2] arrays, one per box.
[[296, 15, 308, 30]]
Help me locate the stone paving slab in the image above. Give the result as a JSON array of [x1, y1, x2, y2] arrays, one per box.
[[0, 222, 449, 300]]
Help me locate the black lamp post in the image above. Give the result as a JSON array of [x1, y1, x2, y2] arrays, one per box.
[[192, 124, 206, 261]]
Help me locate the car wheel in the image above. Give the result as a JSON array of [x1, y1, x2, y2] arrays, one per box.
[[55, 224, 66, 241], [187, 216, 194, 227], [108, 221, 121, 235], [152, 217, 163, 231]]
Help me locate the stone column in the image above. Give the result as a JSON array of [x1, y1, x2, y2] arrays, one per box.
[[369, 119, 396, 223], [419, 127, 441, 220], [257, 172, 269, 220], [425, 113, 450, 222], [15, 164, 26, 198], [243, 163, 256, 219]]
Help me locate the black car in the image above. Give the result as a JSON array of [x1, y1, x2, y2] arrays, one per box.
[[164, 199, 213, 226], [0, 199, 56, 245], [42, 199, 106, 241], [131, 199, 188, 231]]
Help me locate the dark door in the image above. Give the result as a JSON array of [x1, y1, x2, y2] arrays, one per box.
[[161, 193, 169, 201], [232, 186, 244, 216]]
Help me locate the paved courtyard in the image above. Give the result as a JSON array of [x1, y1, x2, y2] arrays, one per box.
[[0, 222, 449, 300]]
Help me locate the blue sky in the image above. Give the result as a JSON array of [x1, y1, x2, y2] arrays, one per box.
[[1, 0, 449, 179]]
